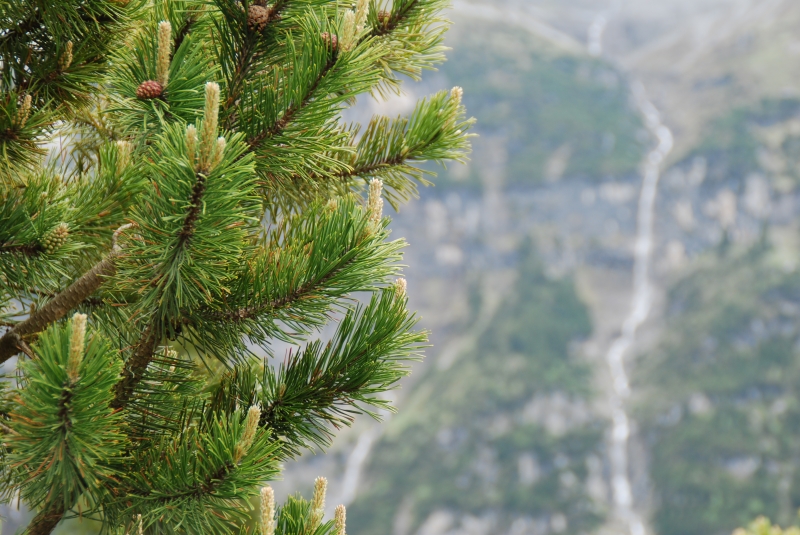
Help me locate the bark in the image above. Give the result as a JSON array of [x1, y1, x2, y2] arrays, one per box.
[[0, 253, 118, 364], [25, 503, 64, 535], [110, 324, 159, 410]]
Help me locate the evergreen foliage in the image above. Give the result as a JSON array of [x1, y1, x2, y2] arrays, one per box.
[[0, 0, 473, 532]]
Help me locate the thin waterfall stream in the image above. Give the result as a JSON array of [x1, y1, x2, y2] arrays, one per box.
[[589, 12, 674, 535], [606, 82, 672, 535]]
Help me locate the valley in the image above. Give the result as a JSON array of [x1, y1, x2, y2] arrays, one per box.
[[277, 2, 800, 535]]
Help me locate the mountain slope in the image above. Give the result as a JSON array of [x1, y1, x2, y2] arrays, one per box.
[[348, 244, 604, 535], [435, 15, 645, 187], [636, 244, 800, 535]]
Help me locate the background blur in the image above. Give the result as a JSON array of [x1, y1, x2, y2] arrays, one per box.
[[275, 1, 800, 535]]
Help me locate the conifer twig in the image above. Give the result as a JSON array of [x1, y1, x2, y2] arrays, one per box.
[[222, 0, 291, 122], [246, 56, 338, 148], [111, 86, 222, 409], [0, 224, 135, 364], [370, 0, 421, 37], [110, 323, 158, 410]]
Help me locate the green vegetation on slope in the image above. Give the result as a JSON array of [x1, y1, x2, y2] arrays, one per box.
[[636, 246, 800, 535], [435, 20, 645, 187], [685, 97, 800, 186], [347, 243, 604, 534]]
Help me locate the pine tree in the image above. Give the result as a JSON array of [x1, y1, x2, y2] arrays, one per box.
[[0, 0, 473, 532]]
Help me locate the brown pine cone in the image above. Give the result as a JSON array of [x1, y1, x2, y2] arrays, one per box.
[[136, 80, 164, 99], [321, 32, 338, 50], [377, 10, 392, 28], [248, 5, 271, 32]]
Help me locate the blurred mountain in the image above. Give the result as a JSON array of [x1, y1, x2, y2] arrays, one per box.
[[514, 0, 800, 157], [276, 2, 800, 535], [433, 14, 645, 188], [635, 245, 800, 535], [348, 242, 603, 535]]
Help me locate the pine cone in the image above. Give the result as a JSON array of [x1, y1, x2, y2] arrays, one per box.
[[248, 5, 271, 32], [136, 80, 164, 99], [41, 223, 69, 254], [321, 32, 338, 50], [377, 10, 392, 28]]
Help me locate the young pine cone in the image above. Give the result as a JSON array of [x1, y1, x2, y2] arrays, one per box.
[[41, 223, 69, 253], [136, 80, 164, 99], [248, 5, 271, 32], [377, 10, 392, 28], [321, 32, 338, 50]]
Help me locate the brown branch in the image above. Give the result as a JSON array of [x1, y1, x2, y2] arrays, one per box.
[[336, 156, 406, 178], [0, 254, 117, 364], [269, 148, 416, 194], [0, 243, 43, 256], [26, 503, 65, 535], [110, 324, 159, 410], [177, 172, 207, 247], [297, 155, 407, 184], [172, 14, 198, 56], [222, 41, 257, 123], [28, 288, 108, 309], [0, 224, 134, 365]]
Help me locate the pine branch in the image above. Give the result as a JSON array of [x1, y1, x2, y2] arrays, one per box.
[[274, 89, 474, 207], [26, 505, 64, 535], [110, 324, 159, 410], [0, 225, 132, 364], [257, 288, 425, 457], [7, 317, 124, 534], [110, 411, 280, 532], [202, 214, 390, 325], [217, 0, 291, 127], [203, 264, 343, 324], [23, 402, 71, 534], [112, 115, 257, 406], [0, 92, 53, 177], [363, 0, 451, 93], [1, 0, 129, 107], [119, 352, 203, 441], [182, 197, 403, 357], [137, 460, 235, 503], [246, 56, 337, 148], [370, 0, 421, 37]]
